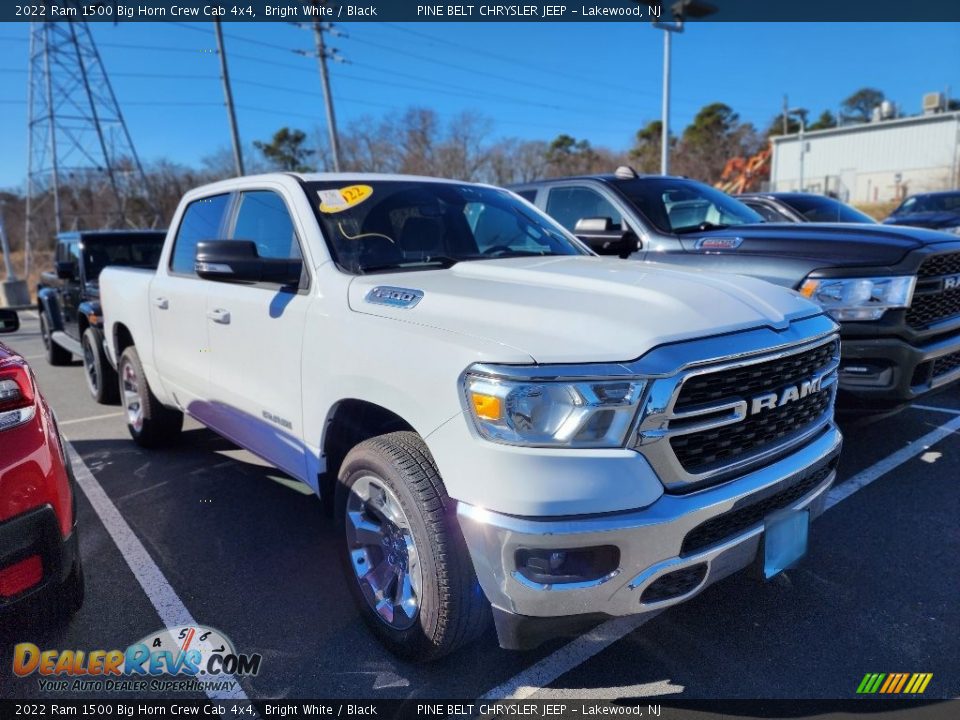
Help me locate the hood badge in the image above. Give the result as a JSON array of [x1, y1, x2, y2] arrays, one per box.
[[365, 286, 424, 309], [696, 237, 743, 250]]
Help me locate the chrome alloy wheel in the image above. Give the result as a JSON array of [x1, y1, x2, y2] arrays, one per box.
[[121, 360, 143, 432], [345, 475, 423, 630]]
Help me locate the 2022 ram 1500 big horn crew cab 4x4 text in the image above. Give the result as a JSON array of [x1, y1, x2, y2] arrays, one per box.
[[100, 173, 842, 659]]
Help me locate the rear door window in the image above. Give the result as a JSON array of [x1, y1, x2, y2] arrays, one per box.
[[169, 194, 231, 275]]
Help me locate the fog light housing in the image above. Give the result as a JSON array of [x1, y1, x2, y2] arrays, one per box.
[[515, 546, 619, 585]]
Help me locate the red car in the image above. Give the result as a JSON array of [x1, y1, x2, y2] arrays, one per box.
[[0, 308, 84, 623]]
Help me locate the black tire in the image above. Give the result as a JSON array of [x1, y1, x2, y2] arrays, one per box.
[[336, 431, 490, 661], [118, 345, 183, 448], [82, 328, 119, 405], [40, 311, 72, 366]]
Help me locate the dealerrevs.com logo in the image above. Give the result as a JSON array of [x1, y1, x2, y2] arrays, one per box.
[[13, 625, 261, 693]]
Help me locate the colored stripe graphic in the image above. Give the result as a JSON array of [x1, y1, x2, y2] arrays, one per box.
[[857, 673, 932, 694]]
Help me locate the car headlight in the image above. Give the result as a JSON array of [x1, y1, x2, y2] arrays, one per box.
[[799, 276, 916, 321], [462, 372, 646, 448], [945, 224, 960, 235]]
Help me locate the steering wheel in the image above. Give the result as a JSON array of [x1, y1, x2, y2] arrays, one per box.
[[482, 245, 514, 256]]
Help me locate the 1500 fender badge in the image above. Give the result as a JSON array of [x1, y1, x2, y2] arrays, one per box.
[[365, 286, 424, 309]]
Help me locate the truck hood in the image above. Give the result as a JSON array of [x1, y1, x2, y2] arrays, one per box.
[[347, 256, 821, 364], [676, 222, 958, 267], [883, 212, 960, 230]]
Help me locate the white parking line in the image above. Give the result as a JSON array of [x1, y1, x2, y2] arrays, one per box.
[[912, 404, 960, 416], [481, 413, 960, 701], [58, 412, 124, 426], [66, 443, 253, 704]]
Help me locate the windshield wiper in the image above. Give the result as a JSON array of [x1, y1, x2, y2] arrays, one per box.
[[358, 256, 460, 274], [674, 221, 731, 234]]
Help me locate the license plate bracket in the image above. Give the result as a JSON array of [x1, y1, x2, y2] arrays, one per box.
[[762, 508, 809, 579]]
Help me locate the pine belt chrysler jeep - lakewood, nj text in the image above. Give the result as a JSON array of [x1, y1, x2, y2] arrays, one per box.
[[99, 173, 842, 659]]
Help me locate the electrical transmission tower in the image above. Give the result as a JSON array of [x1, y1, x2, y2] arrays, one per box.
[[25, 19, 157, 278]]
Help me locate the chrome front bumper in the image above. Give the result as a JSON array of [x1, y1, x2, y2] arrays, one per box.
[[457, 424, 842, 622]]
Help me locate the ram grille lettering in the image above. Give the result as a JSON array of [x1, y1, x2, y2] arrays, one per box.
[[943, 275, 960, 291], [749, 376, 823, 415]]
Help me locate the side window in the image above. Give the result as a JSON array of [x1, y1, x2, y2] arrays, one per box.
[[58, 241, 79, 264], [513, 189, 537, 203], [170, 194, 230, 275], [545, 187, 622, 232], [746, 202, 789, 223], [231, 190, 302, 260]]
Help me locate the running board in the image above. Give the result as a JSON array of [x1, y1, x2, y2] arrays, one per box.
[[51, 331, 83, 356]]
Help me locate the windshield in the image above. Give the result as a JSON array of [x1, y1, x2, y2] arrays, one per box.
[[895, 193, 960, 214], [306, 181, 588, 274], [82, 235, 165, 280], [612, 177, 763, 234], [780, 195, 877, 223]]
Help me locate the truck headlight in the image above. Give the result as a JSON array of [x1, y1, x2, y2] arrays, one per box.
[[799, 276, 916, 321], [462, 373, 645, 448], [946, 224, 960, 236]]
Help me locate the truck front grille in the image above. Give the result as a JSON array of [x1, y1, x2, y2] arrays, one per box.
[[670, 391, 831, 475], [907, 253, 960, 329], [633, 332, 839, 491], [680, 461, 836, 556], [675, 341, 836, 410]]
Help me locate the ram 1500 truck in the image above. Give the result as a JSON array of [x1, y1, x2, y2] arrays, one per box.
[[513, 169, 960, 413], [37, 230, 166, 403], [100, 173, 842, 659]]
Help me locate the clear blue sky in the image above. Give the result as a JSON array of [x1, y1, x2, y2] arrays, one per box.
[[0, 21, 958, 190]]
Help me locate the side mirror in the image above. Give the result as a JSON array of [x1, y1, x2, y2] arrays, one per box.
[[0, 309, 19, 334], [195, 240, 303, 287], [56, 261, 77, 280], [573, 217, 635, 257]]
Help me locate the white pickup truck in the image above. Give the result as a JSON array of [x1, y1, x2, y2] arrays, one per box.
[[100, 173, 843, 659]]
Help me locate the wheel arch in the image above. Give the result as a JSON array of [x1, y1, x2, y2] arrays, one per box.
[[319, 399, 416, 511]]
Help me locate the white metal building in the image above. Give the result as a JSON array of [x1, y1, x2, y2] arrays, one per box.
[[770, 111, 960, 203]]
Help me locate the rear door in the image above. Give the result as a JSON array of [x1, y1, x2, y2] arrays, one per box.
[[149, 193, 231, 412], [58, 238, 82, 339], [203, 187, 313, 481]]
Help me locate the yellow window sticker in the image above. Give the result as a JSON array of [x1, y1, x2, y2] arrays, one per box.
[[318, 185, 373, 213]]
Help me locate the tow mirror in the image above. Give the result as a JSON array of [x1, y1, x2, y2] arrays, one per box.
[[195, 240, 302, 287], [573, 217, 636, 257], [0, 309, 19, 334], [56, 261, 77, 280]]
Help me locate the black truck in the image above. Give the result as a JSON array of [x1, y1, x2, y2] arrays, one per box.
[[37, 230, 165, 403], [512, 169, 960, 413]]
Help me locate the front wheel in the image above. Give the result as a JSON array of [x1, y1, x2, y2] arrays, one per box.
[[337, 431, 490, 661], [82, 328, 119, 404], [118, 346, 183, 448]]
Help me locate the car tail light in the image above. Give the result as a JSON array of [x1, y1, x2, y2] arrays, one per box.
[[0, 555, 43, 597], [0, 363, 36, 431]]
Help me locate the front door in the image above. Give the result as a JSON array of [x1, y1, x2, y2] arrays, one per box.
[[204, 188, 312, 481]]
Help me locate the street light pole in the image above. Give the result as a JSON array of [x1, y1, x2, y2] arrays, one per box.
[[650, 1, 717, 176], [788, 108, 806, 191], [660, 29, 672, 175]]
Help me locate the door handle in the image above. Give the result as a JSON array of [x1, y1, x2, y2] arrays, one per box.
[[207, 308, 231, 324], [153, 297, 169, 310]]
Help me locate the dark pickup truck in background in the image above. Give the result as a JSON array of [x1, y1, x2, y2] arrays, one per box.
[[513, 169, 960, 413], [37, 230, 165, 403]]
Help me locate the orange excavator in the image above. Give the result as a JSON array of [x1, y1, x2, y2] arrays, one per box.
[[715, 145, 771, 194]]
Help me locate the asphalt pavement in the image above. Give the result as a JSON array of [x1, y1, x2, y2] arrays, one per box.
[[1, 311, 957, 702]]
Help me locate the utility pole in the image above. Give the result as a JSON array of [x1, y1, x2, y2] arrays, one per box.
[[213, 18, 245, 176], [310, 7, 342, 172], [660, 29, 672, 176]]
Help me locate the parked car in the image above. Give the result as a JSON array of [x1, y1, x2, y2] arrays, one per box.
[[739, 192, 877, 224], [0, 309, 84, 624], [37, 230, 166, 403], [883, 190, 960, 234], [101, 173, 842, 659], [514, 168, 960, 414]]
